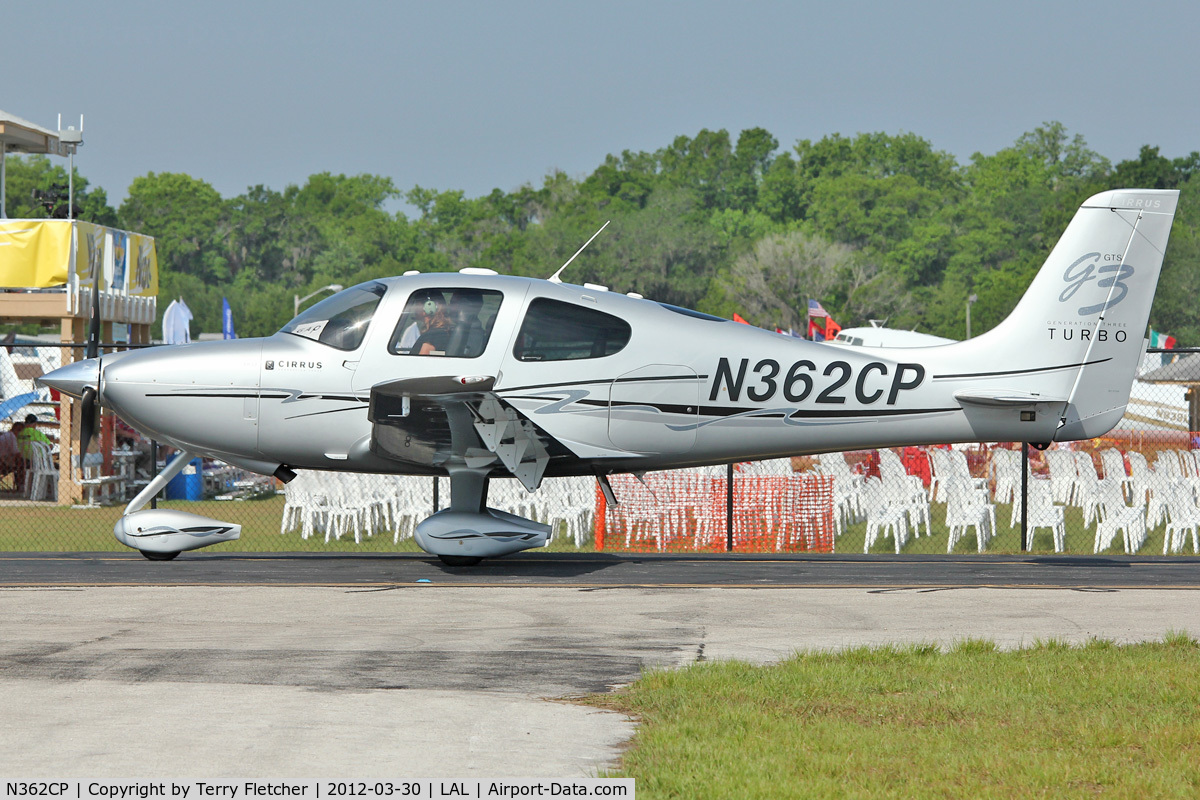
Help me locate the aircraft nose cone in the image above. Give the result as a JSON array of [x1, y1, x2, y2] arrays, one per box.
[[38, 357, 100, 400]]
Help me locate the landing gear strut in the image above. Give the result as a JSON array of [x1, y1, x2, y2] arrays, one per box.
[[414, 469, 550, 564]]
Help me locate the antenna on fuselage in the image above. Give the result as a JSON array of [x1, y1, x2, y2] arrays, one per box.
[[547, 220, 609, 284]]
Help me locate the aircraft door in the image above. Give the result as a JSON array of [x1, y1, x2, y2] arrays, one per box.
[[608, 365, 699, 454], [351, 284, 526, 392]]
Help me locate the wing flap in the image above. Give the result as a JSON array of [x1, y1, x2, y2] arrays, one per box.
[[368, 375, 564, 491]]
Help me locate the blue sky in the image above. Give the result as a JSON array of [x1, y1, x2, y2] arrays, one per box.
[[4, 1, 1198, 215]]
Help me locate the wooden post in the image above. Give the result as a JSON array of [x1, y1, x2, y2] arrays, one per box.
[[57, 316, 85, 505]]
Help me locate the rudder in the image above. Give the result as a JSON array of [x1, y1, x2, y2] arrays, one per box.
[[978, 188, 1179, 441]]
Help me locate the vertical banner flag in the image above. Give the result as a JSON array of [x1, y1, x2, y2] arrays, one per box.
[[222, 297, 236, 339], [128, 233, 158, 296], [111, 230, 128, 291]]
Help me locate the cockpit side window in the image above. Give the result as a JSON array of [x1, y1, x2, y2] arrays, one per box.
[[388, 288, 504, 358], [280, 282, 385, 351], [513, 298, 631, 361]]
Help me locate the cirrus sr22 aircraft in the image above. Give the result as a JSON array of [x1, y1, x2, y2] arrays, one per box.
[[39, 189, 1180, 564]]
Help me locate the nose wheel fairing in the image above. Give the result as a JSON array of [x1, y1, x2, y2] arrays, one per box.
[[109, 449, 242, 558], [114, 508, 241, 554]]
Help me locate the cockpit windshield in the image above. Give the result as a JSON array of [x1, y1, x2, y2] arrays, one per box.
[[280, 281, 386, 351]]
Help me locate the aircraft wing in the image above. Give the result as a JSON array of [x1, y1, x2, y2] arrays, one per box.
[[368, 375, 578, 490]]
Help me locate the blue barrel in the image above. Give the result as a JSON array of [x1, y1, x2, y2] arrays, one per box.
[[165, 458, 204, 501]]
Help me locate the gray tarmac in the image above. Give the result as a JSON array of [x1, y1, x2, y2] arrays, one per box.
[[2, 554, 1200, 779]]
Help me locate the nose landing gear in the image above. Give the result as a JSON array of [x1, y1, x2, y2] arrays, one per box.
[[114, 450, 242, 558]]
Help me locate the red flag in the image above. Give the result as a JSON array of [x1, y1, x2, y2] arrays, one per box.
[[808, 318, 824, 341], [825, 316, 842, 339], [733, 313, 750, 325]]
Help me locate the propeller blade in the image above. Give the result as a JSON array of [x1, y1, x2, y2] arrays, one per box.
[[86, 286, 101, 360], [79, 385, 98, 464], [86, 251, 102, 360]]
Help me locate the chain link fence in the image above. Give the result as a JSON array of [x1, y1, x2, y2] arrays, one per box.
[[1, 343, 1197, 556]]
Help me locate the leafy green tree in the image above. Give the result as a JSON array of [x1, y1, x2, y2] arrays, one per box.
[[704, 230, 848, 327], [1, 154, 116, 224], [119, 172, 228, 283], [1149, 177, 1200, 345], [1112, 145, 1200, 190]]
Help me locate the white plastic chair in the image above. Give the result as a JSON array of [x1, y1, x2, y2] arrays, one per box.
[[944, 479, 994, 553], [877, 449, 930, 537], [990, 448, 1020, 505], [1071, 451, 1103, 528], [816, 452, 865, 536], [1044, 450, 1079, 505], [1094, 478, 1146, 554], [280, 470, 332, 540], [1026, 479, 1066, 552], [26, 441, 57, 502], [1162, 481, 1200, 554], [861, 476, 909, 553], [1099, 449, 1130, 501]]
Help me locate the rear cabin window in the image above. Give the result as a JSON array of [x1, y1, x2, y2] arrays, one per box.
[[513, 298, 631, 361], [389, 288, 503, 358]]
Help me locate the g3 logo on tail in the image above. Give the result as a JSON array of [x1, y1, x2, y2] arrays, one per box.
[[1061, 253, 1134, 316]]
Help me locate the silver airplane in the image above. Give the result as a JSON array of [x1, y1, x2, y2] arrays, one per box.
[[40, 188, 1179, 564]]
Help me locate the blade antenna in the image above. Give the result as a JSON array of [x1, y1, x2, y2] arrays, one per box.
[[547, 220, 609, 284]]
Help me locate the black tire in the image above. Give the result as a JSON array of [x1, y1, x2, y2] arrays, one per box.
[[438, 554, 483, 567], [140, 550, 180, 561]]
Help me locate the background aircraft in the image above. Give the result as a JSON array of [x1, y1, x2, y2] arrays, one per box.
[[40, 188, 1180, 564]]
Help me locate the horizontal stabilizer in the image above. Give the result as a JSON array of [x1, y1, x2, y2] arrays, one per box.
[[954, 390, 1066, 408]]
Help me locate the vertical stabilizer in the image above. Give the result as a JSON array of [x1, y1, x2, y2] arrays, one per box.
[[977, 189, 1178, 440]]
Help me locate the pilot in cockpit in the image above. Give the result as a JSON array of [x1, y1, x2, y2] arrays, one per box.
[[396, 290, 445, 354], [410, 293, 454, 355], [393, 288, 497, 357]]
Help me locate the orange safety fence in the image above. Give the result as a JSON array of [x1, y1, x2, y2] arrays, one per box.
[[595, 470, 835, 553]]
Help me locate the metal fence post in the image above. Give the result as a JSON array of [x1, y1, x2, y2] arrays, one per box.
[[1021, 443, 1029, 551], [150, 439, 158, 509], [726, 462, 734, 552]]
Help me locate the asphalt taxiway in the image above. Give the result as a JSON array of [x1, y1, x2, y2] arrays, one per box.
[[3, 550, 1199, 588], [2, 552, 1198, 778]]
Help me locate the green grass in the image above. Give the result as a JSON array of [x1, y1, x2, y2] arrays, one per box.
[[0, 491, 1195, 555], [837, 501, 1192, 556], [0, 494, 595, 552], [591, 634, 1200, 798]]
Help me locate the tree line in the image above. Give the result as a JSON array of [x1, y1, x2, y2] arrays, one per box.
[[4, 122, 1199, 343]]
